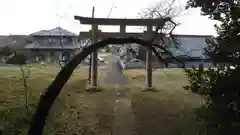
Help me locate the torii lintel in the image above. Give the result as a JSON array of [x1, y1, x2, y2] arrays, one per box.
[[74, 16, 170, 26]]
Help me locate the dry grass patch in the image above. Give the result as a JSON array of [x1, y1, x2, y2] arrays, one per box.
[[0, 66, 115, 135], [124, 69, 206, 135]]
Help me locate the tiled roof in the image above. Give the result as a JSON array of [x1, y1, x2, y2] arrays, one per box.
[[30, 27, 77, 36]]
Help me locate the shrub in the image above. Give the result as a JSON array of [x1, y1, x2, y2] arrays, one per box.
[[184, 64, 211, 96], [6, 53, 26, 65], [185, 64, 240, 134]]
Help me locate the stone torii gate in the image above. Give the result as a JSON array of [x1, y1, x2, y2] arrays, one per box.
[[74, 16, 163, 90]]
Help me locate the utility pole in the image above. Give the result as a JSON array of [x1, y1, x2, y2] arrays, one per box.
[[88, 7, 95, 83]]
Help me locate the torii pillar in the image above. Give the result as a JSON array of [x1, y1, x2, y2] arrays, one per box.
[[91, 24, 98, 88], [144, 25, 153, 90], [142, 26, 160, 90]]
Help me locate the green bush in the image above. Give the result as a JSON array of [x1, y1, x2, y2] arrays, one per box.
[[184, 64, 211, 96], [185, 64, 240, 134], [6, 53, 26, 65]]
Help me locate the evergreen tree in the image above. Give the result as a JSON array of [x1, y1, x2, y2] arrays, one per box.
[[184, 0, 240, 134]]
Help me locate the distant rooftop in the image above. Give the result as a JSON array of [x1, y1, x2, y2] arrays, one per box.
[[30, 27, 77, 36]]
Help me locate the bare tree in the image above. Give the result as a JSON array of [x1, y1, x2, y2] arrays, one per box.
[[131, 0, 183, 66], [0, 35, 33, 62]]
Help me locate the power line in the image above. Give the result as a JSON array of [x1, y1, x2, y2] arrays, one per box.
[[98, 0, 117, 31], [107, 0, 117, 18]]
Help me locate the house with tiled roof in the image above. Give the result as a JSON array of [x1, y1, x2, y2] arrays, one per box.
[[130, 34, 214, 68], [0, 27, 82, 63], [24, 27, 81, 63], [158, 34, 214, 68]]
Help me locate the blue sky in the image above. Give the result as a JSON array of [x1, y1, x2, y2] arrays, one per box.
[[0, 0, 218, 35]]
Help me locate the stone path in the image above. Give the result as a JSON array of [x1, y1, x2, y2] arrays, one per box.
[[104, 58, 137, 135], [112, 86, 137, 135]]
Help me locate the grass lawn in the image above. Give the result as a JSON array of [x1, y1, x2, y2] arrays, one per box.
[[125, 69, 206, 135], [0, 66, 116, 135], [0, 66, 206, 135]]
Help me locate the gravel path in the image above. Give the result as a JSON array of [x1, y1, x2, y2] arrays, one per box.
[[104, 58, 137, 135]]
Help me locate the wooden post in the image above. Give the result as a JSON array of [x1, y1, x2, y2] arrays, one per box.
[[91, 6, 98, 87], [144, 25, 153, 90], [88, 7, 95, 84], [91, 26, 98, 87]]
